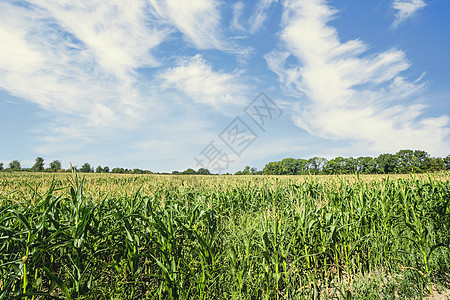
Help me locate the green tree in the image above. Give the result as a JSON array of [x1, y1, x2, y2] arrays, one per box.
[[395, 150, 419, 173], [324, 157, 345, 174], [414, 150, 431, 172], [242, 166, 251, 175], [356, 157, 377, 174], [197, 168, 211, 175], [429, 157, 445, 172], [49, 160, 61, 172], [280, 158, 303, 175], [376, 154, 397, 174], [103, 166, 110, 173], [111, 167, 125, 173], [9, 160, 21, 171], [0, 162, 3, 171], [80, 163, 92, 173], [263, 161, 283, 175], [182, 168, 196, 175], [307, 157, 327, 174], [132, 169, 145, 174], [32, 157, 45, 172], [96, 166, 103, 173], [443, 155, 450, 170], [343, 157, 357, 174]]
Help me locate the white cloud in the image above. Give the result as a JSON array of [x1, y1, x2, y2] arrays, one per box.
[[249, 0, 278, 33], [393, 0, 426, 27], [231, 2, 246, 32], [160, 55, 248, 109], [30, 0, 169, 81], [0, 1, 169, 151], [266, 0, 449, 156], [230, 0, 278, 34], [148, 0, 230, 50]]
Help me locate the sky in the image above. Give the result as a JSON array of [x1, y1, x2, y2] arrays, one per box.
[[0, 0, 449, 173]]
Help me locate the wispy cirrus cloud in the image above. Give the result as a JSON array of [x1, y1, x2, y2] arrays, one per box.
[[266, 0, 449, 156], [230, 0, 278, 34], [29, 0, 169, 81], [231, 2, 246, 32], [392, 0, 426, 27], [0, 0, 170, 153], [159, 54, 248, 110], [148, 0, 230, 51], [249, 0, 278, 33]]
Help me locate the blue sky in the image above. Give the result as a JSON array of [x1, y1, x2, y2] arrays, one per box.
[[0, 0, 449, 173]]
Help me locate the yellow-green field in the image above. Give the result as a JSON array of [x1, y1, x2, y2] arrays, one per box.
[[1, 171, 450, 299]]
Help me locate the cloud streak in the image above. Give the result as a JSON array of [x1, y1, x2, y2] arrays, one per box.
[[266, 0, 449, 156], [392, 0, 427, 27], [0, 0, 171, 153], [249, 0, 278, 33], [148, 0, 230, 51], [160, 55, 248, 110]]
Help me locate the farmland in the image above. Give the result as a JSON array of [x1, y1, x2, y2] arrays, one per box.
[[1, 172, 450, 299]]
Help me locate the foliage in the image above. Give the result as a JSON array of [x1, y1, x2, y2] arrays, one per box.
[[444, 155, 450, 170], [182, 168, 197, 175], [79, 163, 92, 173], [197, 168, 211, 175], [9, 160, 21, 171], [49, 160, 62, 172], [111, 167, 125, 174], [31, 157, 45, 172], [263, 150, 449, 175]]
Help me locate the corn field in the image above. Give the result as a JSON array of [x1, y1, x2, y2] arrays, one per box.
[[1, 172, 449, 299]]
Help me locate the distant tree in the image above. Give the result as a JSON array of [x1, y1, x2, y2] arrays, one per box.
[[49, 160, 61, 172], [307, 157, 327, 174], [103, 166, 109, 173], [242, 166, 251, 175], [197, 168, 211, 175], [172, 171, 180, 175], [343, 157, 357, 174], [9, 160, 21, 171], [395, 150, 419, 173], [32, 157, 45, 172], [250, 167, 258, 175], [429, 157, 446, 172], [414, 150, 431, 172], [263, 161, 283, 175], [132, 168, 145, 174], [356, 157, 377, 174], [0, 162, 3, 171], [444, 155, 450, 170], [96, 166, 103, 173], [324, 157, 345, 174], [182, 168, 197, 175], [234, 171, 243, 175], [80, 163, 92, 173], [280, 158, 300, 175], [376, 154, 397, 174], [111, 167, 125, 174]]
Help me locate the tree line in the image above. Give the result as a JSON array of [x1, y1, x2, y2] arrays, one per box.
[[0, 158, 211, 175], [0, 159, 154, 174], [260, 150, 450, 175], [0, 150, 449, 175]]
